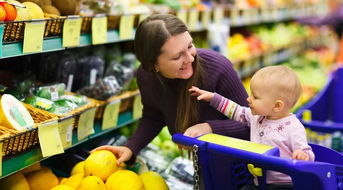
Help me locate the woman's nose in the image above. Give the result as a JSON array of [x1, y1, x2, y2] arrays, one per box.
[[185, 51, 194, 63]]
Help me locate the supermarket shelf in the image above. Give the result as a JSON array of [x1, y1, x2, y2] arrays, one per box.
[[1, 110, 137, 179], [1, 30, 131, 59]]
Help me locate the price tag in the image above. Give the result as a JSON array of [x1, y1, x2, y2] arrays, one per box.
[[102, 100, 121, 130], [23, 21, 46, 53], [0, 142, 2, 176], [230, 9, 239, 25], [201, 10, 210, 28], [119, 15, 134, 40], [38, 120, 64, 157], [214, 7, 224, 24], [188, 9, 199, 30], [139, 14, 149, 23], [77, 108, 96, 140], [58, 118, 74, 148], [63, 17, 82, 47], [133, 94, 143, 120], [176, 9, 187, 25], [92, 16, 107, 45]]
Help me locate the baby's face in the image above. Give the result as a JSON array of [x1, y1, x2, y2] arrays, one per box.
[[248, 81, 276, 117]]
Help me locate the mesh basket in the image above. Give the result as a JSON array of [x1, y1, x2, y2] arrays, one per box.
[[81, 16, 92, 33], [0, 103, 58, 158], [107, 15, 120, 30]]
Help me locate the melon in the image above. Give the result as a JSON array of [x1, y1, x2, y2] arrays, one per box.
[[84, 150, 118, 181], [0, 172, 30, 190], [77, 176, 106, 190], [106, 170, 144, 190], [70, 161, 85, 175], [140, 171, 169, 190]]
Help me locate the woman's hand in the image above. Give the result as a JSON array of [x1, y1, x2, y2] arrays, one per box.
[[183, 123, 212, 137], [189, 86, 214, 102], [91, 146, 133, 165]]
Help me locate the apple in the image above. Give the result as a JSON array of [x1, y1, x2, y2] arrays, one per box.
[[151, 136, 162, 147], [160, 140, 179, 158], [159, 126, 171, 142]]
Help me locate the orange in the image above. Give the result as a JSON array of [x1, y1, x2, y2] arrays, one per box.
[[0, 2, 17, 21], [0, 5, 6, 21]]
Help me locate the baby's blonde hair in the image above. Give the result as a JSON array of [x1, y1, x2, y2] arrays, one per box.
[[251, 65, 302, 108]]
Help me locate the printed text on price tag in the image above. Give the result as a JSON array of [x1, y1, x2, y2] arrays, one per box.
[[102, 100, 121, 130], [63, 17, 82, 47], [58, 118, 74, 148], [23, 21, 46, 53], [92, 16, 107, 44], [38, 120, 64, 157], [77, 108, 96, 140], [119, 15, 134, 40]]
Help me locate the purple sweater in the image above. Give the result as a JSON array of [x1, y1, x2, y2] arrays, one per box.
[[125, 48, 250, 156]]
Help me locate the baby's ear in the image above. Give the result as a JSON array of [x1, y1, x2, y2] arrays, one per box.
[[273, 100, 284, 112]]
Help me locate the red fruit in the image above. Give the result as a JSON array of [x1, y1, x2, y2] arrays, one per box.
[[0, 2, 17, 21]]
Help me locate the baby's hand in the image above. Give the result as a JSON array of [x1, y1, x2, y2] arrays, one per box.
[[189, 86, 214, 102], [292, 149, 309, 161]]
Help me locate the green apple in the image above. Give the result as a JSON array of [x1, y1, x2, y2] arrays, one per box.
[[151, 136, 162, 147], [159, 126, 171, 142], [119, 126, 131, 137], [161, 140, 178, 158]]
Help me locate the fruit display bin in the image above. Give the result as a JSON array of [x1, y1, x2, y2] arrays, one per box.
[[80, 14, 122, 34], [3, 16, 66, 43], [173, 133, 343, 190], [95, 90, 139, 120], [0, 103, 58, 158], [296, 68, 343, 133]]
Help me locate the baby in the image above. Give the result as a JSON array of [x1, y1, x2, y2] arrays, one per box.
[[189, 65, 314, 188]]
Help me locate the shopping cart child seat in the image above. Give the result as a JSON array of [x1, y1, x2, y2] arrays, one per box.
[[173, 133, 343, 190]]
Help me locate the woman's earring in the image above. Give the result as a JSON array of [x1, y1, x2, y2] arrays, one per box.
[[155, 67, 159, 72]]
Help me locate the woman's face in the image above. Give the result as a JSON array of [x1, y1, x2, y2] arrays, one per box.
[[156, 31, 196, 79]]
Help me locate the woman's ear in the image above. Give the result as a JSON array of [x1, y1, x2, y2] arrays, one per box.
[[273, 100, 284, 113], [154, 64, 159, 72]]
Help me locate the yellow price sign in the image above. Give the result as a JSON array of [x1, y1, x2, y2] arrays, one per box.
[[63, 17, 82, 47], [133, 95, 143, 120], [58, 118, 74, 148], [92, 16, 107, 45], [77, 108, 96, 140], [176, 10, 187, 25], [0, 142, 2, 176], [201, 10, 211, 28], [188, 9, 199, 30], [23, 21, 46, 54], [102, 100, 121, 130], [119, 15, 134, 40], [38, 120, 64, 157], [214, 7, 224, 24]]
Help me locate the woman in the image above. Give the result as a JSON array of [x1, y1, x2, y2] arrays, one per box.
[[93, 14, 249, 165]]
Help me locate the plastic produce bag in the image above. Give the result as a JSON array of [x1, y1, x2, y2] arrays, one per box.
[[77, 76, 122, 100]]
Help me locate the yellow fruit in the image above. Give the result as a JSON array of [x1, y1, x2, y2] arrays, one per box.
[[106, 170, 144, 190], [51, 185, 74, 190], [0, 172, 30, 190], [76, 176, 106, 190], [140, 171, 169, 190], [25, 168, 59, 190], [84, 150, 118, 181], [61, 173, 84, 189], [70, 161, 85, 175], [21, 2, 44, 19], [58, 177, 67, 184], [21, 163, 41, 174]]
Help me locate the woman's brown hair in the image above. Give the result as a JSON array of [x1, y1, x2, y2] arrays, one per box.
[[134, 14, 204, 133]]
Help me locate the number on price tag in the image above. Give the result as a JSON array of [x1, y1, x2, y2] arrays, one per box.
[[38, 120, 64, 157], [77, 108, 96, 140], [102, 100, 121, 130], [92, 16, 107, 44], [214, 7, 224, 24], [176, 10, 187, 25], [119, 15, 134, 40], [58, 119, 74, 148], [133, 95, 143, 120], [63, 17, 81, 47], [188, 10, 199, 30], [201, 10, 211, 28], [23, 21, 46, 53]]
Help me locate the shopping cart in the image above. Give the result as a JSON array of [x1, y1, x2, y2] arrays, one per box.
[[296, 67, 343, 133], [173, 133, 343, 190]]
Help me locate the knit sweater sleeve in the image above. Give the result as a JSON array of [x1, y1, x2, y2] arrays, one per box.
[[199, 49, 250, 140], [124, 68, 165, 156]]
